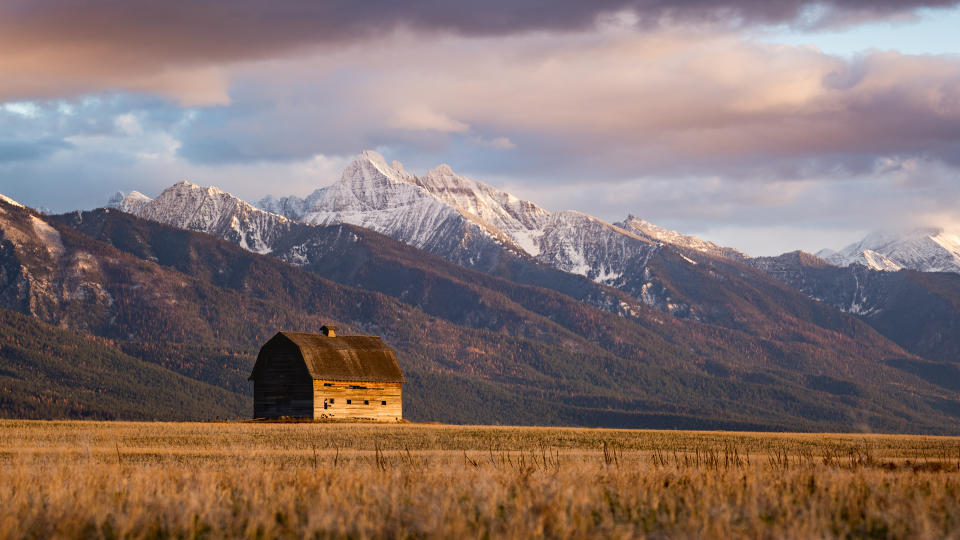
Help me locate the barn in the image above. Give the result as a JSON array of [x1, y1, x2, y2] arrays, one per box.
[[248, 326, 404, 421]]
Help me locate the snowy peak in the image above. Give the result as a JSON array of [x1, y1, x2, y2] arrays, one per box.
[[346, 150, 414, 186], [106, 149, 756, 322], [617, 215, 746, 260], [252, 149, 749, 288], [107, 190, 152, 214], [107, 180, 288, 255], [257, 151, 546, 258], [821, 228, 960, 273], [413, 161, 552, 251], [429, 163, 455, 176]]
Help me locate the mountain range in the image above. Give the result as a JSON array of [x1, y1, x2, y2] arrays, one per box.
[[817, 228, 960, 274], [1, 150, 959, 432]]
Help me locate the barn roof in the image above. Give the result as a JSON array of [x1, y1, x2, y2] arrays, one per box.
[[250, 331, 404, 383]]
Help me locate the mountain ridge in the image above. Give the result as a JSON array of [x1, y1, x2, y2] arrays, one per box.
[[3, 192, 960, 431], [98, 152, 960, 365], [253, 150, 742, 286], [819, 228, 960, 274]]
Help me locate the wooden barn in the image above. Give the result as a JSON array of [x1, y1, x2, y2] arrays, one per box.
[[248, 326, 404, 421]]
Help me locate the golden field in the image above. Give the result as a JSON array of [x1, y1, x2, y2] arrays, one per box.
[[0, 421, 958, 539]]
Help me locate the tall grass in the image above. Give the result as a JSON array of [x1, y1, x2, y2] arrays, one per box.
[[0, 421, 957, 538]]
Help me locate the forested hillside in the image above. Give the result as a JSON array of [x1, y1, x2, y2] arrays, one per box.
[[0, 199, 957, 432]]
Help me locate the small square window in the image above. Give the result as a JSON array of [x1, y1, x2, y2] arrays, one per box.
[[346, 399, 351, 404], [381, 401, 387, 405], [323, 383, 332, 387], [329, 399, 335, 404], [364, 400, 370, 405]]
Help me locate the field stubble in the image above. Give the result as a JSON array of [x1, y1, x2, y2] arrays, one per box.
[[0, 421, 958, 538]]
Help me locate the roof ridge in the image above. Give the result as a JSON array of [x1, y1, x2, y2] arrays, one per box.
[[260, 331, 404, 383]]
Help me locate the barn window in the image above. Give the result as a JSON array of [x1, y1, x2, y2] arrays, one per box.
[[323, 383, 333, 387], [346, 399, 352, 404], [364, 400, 370, 405], [381, 401, 387, 405], [329, 399, 335, 404]]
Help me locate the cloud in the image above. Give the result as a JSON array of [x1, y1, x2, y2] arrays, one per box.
[[160, 29, 960, 183], [0, 109, 351, 214], [471, 136, 516, 150], [1, 1, 957, 103], [3, 2, 960, 256], [8, 21, 960, 186], [1, 74, 958, 256], [500, 155, 960, 255], [0, 138, 71, 163], [388, 106, 470, 133]]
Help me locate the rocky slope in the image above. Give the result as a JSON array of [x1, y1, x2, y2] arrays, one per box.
[[751, 250, 960, 366]]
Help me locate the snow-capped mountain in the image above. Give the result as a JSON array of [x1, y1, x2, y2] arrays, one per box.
[[818, 228, 960, 274], [107, 191, 152, 214], [105, 150, 754, 320], [111, 182, 290, 254], [257, 150, 745, 285]]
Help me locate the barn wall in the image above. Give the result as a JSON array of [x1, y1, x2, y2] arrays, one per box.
[[313, 380, 402, 421], [253, 344, 314, 419]]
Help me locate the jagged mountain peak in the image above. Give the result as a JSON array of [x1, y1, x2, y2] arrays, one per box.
[[346, 150, 413, 185], [248, 151, 753, 288], [821, 227, 960, 273], [415, 163, 550, 228], [106, 180, 289, 254], [106, 151, 755, 319], [428, 163, 456, 176], [107, 190, 152, 214], [163, 180, 228, 198]]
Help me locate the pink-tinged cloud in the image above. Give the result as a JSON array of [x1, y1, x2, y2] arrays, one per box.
[[388, 106, 470, 133], [1, 1, 958, 104], [0, 52, 230, 106], [171, 29, 960, 179]]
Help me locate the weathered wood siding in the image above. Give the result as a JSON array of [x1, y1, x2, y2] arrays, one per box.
[[313, 380, 402, 421], [253, 342, 314, 419]]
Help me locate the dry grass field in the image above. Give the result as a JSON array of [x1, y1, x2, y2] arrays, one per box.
[[0, 421, 958, 539]]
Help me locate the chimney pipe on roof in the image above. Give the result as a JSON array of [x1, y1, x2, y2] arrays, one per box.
[[321, 325, 338, 337]]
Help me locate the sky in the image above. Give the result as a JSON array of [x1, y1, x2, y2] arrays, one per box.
[[1, 1, 960, 256]]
